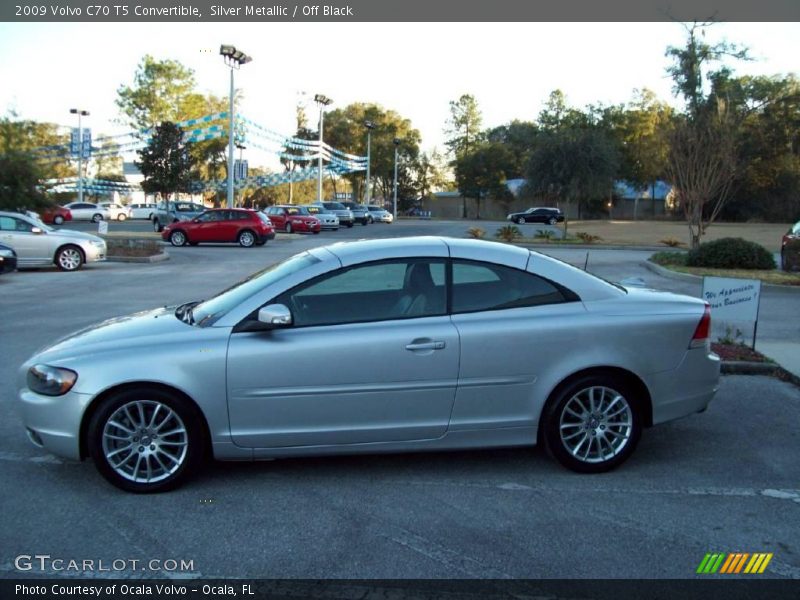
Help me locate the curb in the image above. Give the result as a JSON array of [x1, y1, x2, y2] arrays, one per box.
[[642, 260, 800, 291], [106, 252, 170, 264], [721, 361, 800, 387]]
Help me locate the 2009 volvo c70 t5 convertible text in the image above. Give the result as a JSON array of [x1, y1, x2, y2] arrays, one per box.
[[18, 237, 720, 492]]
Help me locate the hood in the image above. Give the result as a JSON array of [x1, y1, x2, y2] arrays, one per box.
[[26, 306, 193, 365], [49, 228, 105, 244]]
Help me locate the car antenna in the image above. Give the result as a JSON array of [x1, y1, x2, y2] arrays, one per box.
[[583, 251, 589, 271]]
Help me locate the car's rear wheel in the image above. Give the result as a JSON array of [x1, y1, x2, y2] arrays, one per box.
[[55, 245, 84, 271], [346, 222, 354, 228], [361, 218, 368, 226], [53, 215, 64, 225], [548, 217, 557, 226], [153, 219, 163, 233], [238, 230, 256, 247], [87, 387, 207, 493], [285, 222, 293, 234], [117, 213, 127, 221], [781, 250, 789, 272], [91, 213, 103, 223], [516, 217, 526, 224], [169, 230, 187, 247], [543, 375, 641, 473]]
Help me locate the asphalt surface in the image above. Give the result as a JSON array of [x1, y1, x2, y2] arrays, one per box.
[[1, 218, 799, 580]]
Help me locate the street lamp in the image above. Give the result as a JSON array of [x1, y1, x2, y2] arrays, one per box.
[[69, 108, 89, 203], [364, 120, 375, 205], [392, 138, 401, 218], [314, 94, 333, 202], [220, 44, 252, 209]]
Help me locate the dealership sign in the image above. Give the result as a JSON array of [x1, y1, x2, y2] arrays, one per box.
[[701, 277, 762, 347]]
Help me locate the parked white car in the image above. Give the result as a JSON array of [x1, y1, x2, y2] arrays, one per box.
[[126, 203, 157, 220], [98, 202, 128, 221], [0, 211, 106, 271], [62, 202, 111, 223], [367, 205, 394, 223]]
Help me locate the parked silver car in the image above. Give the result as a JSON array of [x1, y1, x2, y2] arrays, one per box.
[[367, 205, 394, 223], [18, 237, 719, 492], [312, 201, 354, 227], [302, 205, 339, 230], [0, 211, 106, 271], [62, 202, 111, 223]]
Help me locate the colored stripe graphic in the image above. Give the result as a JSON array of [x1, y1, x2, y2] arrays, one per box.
[[698, 553, 773, 574]]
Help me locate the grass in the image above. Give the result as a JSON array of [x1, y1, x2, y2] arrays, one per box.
[[649, 251, 800, 286], [711, 342, 774, 363]]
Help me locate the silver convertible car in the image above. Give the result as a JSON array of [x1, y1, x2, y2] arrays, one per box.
[[17, 237, 720, 492]]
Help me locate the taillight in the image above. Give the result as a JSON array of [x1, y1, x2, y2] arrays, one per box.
[[689, 304, 711, 349]]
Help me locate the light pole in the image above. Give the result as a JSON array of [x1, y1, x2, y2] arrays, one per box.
[[364, 120, 375, 205], [235, 143, 246, 207], [314, 94, 332, 202], [220, 44, 252, 209], [392, 138, 401, 217], [70, 108, 89, 203]]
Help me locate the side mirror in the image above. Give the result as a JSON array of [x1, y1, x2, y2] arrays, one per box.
[[31, 227, 44, 235], [257, 304, 293, 328]]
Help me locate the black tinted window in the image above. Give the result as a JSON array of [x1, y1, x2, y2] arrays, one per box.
[[452, 260, 570, 313]]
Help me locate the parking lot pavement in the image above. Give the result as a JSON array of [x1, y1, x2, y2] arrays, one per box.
[[2, 220, 799, 579]]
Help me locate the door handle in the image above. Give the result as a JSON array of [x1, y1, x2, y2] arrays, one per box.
[[405, 341, 446, 351]]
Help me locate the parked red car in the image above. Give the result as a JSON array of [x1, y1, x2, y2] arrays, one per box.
[[40, 205, 72, 225], [264, 205, 321, 234], [162, 209, 275, 248]]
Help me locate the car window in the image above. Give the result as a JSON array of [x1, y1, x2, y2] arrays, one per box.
[[452, 260, 570, 313], [0, 216, 27, 232], [792, 222, 800, 234], [274, 259, 446, 327]]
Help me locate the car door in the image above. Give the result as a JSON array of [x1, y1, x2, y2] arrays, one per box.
[[191, 211, 221, 242], [0, 215, 50, 265], [226, 259, 460, 448]]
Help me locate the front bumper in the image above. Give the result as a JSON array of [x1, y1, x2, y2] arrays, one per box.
[[83, 243, 107, 263], [18, 386, 93, 460]]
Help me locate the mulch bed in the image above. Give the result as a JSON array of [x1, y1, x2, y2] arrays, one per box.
[[711, 342, 772, 363]]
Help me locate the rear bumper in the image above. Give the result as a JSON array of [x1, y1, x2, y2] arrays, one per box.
[[647, 349, 721, 425], [259, 231, 276, 242]]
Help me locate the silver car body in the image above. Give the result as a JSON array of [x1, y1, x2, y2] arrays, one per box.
[[313, 202, 354, 226], [63, 202, 111, 222], [98, 202, 127, 221], [302, 205, 339, 229], [367, 205, 394, 223], [18, 237, 719, 465], [0, 211, 107, 269], [126, 203, 157, 219]]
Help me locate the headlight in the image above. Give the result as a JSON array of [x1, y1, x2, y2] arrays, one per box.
[[89, 240, 105, 247], [27, 364, 78, 396]]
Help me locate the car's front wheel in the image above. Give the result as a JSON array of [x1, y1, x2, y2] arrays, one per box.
[[87, 387, 207, 493], [91, 213, 103, 223], [55, 245, 84, 271], [516, 216, 526, 225], [169, 230, 187, 247], [238, 230, 256, 247], [53, 215, 64, 225], [117, 213, 127, 221], [153, 219, 163, 233], [285, 222, 293, 234], [543, 375, 641, 473], [548, 217, 557, 226]]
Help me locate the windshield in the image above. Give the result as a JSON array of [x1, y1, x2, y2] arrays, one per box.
[[324, 202, 346, 210], [189, 252, 321, 326], [286, 207, 310, 215]]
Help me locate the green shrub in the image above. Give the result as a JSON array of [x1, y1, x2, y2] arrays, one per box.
[[650, 251, 687, 266], [495, 225, 521, 243], [687, 237, 776, 270], [534, 229, 556, 242]]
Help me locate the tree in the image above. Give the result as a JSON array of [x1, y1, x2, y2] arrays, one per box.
[[665, 22, 749, 247], [444, 94, 483, 216], [281, 102, 316, 203], [455, 142, 515, 219], [413, 149, 450, 205], [116, 55, 197, 131], [136, 122, 193, 200], [486, 120, 539, 179]]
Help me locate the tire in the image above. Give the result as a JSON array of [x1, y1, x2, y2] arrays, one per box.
[[313, 230, 320, 235], [86, 386, 207, 493], [238, 230, 256, 247], [368, 216, 374, 224], [781, 250, 788, 272], [285, 222, 293, 234], [542, 374, 641, 474], [346, 222, 354, 228], [548, 217, 557, 226], [516, 217, 526, 225], [361, 218, 368, 226], [169, 230, 187, 247], [117, 213, 127, 221], [91, 213, 103, 223], [55, 245, 84, 271], [53, 215, 64, 225], [153, 219, 163, 233]]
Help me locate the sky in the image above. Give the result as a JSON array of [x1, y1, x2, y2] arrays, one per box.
[[0, 21, 798, 170]]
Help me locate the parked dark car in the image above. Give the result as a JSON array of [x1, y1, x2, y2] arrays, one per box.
[[312, 202, 354, 227], [781, 220, 800, 271], [0, 241, 17, 274], [264, 206, 322, 234], [162, 209, 275, 248], [507, 207, 565, 225]]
